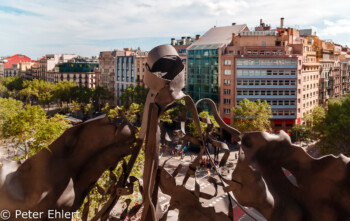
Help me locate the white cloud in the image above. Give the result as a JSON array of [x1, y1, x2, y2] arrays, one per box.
[[1, 0, 350, 58]]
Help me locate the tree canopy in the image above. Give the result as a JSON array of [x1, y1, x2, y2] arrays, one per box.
[[231, 99, 272, 132], [0, 98, 70, 159], [118, 84, 149, 108], [317, 95, 350, 155]]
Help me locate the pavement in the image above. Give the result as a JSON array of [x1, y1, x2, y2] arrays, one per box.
[[0, 141, 17, 160], [155, 148, 260, 221]]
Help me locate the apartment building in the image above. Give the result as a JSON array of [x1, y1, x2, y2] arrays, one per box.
[[53, 59, 99, 88], [0, 61, 4, 78], [171, 36, 198, 86], [318, 41, 341, 105], [299, 35, 321, 119], [38, 54, 77, 81], [186, 24, 249, 111], [135, 49, 148, 85], [217, 18, 320, 132], [99, 51, 117, 90], [3, 54, 32, 77], [115, 49, 135, 101]]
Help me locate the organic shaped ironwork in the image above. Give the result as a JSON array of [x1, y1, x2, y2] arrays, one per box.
[[0, 45, 349, 221], [0, 114, 138, 220], [225, 131, 350, 221]]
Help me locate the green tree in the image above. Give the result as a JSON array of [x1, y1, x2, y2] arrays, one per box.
[[30, 114, 70, 156], [2, 76, 24, 92], [0, 81, 9, 97], [133, 84, 149, 105], [2, 104, 70, 159], [35, 80, 55, 108], [118, 85, 149, 108], [52, 81, 76, 107], [231, 99, 272, 132], [188, 111, 219, 138], [289, 124, 312, 143], [0, 98, 23, 137], [92, 86, 110, 111], [317, 95, 350, 155], [19, 86, 38, 105], [101, 103, 111, 114]]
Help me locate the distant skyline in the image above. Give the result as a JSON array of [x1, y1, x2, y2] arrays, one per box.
[[1, 0, 350, 59]]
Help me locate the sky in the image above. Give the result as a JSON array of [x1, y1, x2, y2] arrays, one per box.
[[1, 0, 350, 59]]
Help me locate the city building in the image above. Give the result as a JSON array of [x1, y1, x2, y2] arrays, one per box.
[[298, 35, 321, 120], [221, 23, 302, 131], [38, 54, 77, 80], [115, 48, 136, 101], [171, 36, 198, 86], [135, 48, 148, 86], [198, 18, 322, 132], [98, 51, 117, 90], [53, 59, 99, 88], [3, 54, 32, 77], [186, 23, 249, 111], [319, 41, 338, 106], [21, 61, 39, 80], [0, 61, 4, 78]]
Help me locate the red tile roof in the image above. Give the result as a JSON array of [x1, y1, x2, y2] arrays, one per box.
[[4, 54, 32, 68]]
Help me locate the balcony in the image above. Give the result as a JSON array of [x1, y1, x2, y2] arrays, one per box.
[[306, 51, 316, 56]]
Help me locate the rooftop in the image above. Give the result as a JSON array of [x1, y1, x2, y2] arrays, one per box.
[[240, 30, 277, 36], [188, 24, 247, 50], [4, 54, 33, 68]]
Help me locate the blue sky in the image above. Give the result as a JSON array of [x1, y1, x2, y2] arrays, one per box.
[[1, 0, 350, 59]]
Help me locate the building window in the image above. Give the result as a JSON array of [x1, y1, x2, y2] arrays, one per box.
[[224, 79, 231, 85], [224, 99, 231, 104], [262, 41, 266, 46], [266, 51, 270, 55], [224, 89, 231, 94], [224, 108, 231, 114], [224, 60, 231, 65], [224, 70, 231, 75]]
